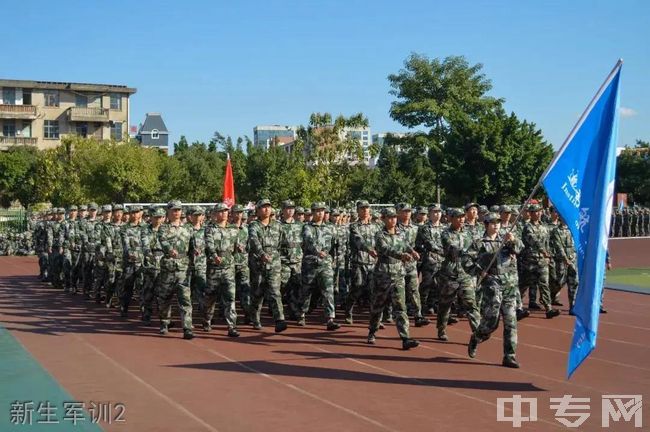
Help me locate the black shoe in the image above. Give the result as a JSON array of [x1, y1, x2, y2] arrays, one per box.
[[252, 322, 262, 330], [120, 308, 128, 318], [415, 317, 430, 327], [502, 357, 520, 368], [447, 316, 458, 325], [159, 324, 168, 335], [297, 317, 306, 327], [516, 309, 530, 321], [326, 320, 340, 331], [378, 322, 385, 330], [546, 309, 560, 319], [402, 338, 420, 350], [551, 300, 563, 306], [438, 331, 448, 341], [468, 335, 478, 358], [599, 307, 608, 314], [344, 314, 353, 325], [183, 329, 194, 340], [274, 320, 288, 333], [529, 303, 542, 310], [227, 327, 240, 338], [168, 321, 176, 329], [367, 332, 376, 345], [203, 323, 211, 332]]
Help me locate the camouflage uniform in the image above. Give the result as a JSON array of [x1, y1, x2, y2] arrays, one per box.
[[105, 211, 125, 307], [471, 221, 521, 363], [436, 210, 480, 339], [233, 218, 251, 322], [141, 210, 165, 322], [187, 211, 207, 314], [34, 217, 49, 280], [520, 216, 552, 309], [157, 207, 194, 332], [550, 222, 579, 307], [416, 217, 445, 313], [280, 213, 303, 318], [333, 217, 349, 304], [247, 203, 286, 327], [369, 220, 411, 340], [398, 218, 425, 321], [46, 210, 65, 289], [344, 203, 379, 322], [121, 214, 147, 316], [546, 219, 560, 304], [614, 210, 623, 237], [80, 205, 100, 296], [299, 208, 337, 323], [93, 209, 113, 303], [204, 214, 238, 331], [63, 208, 83, 293]]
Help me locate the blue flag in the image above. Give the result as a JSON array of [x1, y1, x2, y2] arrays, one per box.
[[541, 60, 622, 378]]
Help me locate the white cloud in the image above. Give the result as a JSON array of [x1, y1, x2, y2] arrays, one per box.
[[620, 107, 637, 118]]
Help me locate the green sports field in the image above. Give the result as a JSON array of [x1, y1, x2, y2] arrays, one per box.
[[606, 267, 650, 289]]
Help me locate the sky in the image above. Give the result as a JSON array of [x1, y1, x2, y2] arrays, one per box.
[[3, 0, 649, 150]]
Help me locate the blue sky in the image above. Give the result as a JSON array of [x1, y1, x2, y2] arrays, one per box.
[[4, 0, 648, 149]]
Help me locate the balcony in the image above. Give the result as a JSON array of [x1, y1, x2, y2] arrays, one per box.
[[0, 104, 37, 120], [67, 106, 110, 122], [0, 136, 38, 150]]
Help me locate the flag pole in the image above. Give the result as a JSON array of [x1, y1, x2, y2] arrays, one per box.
[[475, 59, 623, 287]]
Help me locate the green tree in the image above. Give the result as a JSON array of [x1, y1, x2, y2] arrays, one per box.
[[617, 140, 650, 205], [0, 146, 41, 207]]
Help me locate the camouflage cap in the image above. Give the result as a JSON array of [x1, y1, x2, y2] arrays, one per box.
[[167, 200, 182, 210], [428, 203, 443, 212], [88, 202, 99, 211], [191, 206, 205, 215], [256, 198, 271, 208], [356, 200, 370, 208], [295, 207, 305, 214], [213, 203, 229, 212], [281, 199, 295, 209], [484, 212, 502, 223], [231, 204, 245, 213], [101, 204, 112, 213], [499, 205, 512, 213], [311, 202, 327, 211], [129, 204, 143, 212], [57, 207, 66, 214], [448, 207, 465, 218], [398, 203, 412, 212], [464, 202, 479, 211], [68, 205, 78, 211], [113, 204, 124, 212], [330, 208, 340, 216], [489, 205, 500, 213], [78, 204, 88, 211], [382, 207, 397, 217], [151, 207, 166, 217], [528, 203, 543, 212], [417, 206, 428, 215], [478, 205, 489, 214]]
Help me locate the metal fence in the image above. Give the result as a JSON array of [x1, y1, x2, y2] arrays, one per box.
[[0, 208, 28, 233]]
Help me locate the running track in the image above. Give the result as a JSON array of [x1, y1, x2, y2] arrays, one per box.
[[0, 256, 648, 431]]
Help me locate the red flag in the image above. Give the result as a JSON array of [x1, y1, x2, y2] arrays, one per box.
[[223, 153, 235, 207]]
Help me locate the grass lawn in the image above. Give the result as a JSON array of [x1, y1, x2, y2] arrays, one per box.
[[606, 267, 650, 289]]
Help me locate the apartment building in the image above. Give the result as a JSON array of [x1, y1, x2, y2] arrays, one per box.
[[0, 79, 136, 150]]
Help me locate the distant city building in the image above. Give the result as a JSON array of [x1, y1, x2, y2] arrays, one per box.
[[136, 113, 169, 153], [253, 125, 297, 150], [371, 132, 407, 167], [0, 78, 136, 150]]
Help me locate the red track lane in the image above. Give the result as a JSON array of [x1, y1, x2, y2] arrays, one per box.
[[1, 256, 648, 432]]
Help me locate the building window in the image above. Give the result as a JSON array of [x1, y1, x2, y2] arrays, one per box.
[[110, 93, 121, 110], [44, 90, 59, 107], [151, 129, 159, 140], [75, 93, 88, 108], [110, 122, 123, 140], [75, 123, 88, 138], [44, 120, 60, 139], [2, 88, 16, 105], [3, 122, 16, 137]]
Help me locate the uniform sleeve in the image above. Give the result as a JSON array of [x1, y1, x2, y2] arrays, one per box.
[[375, 231, 404, 260], [247, 223, 265, 260]]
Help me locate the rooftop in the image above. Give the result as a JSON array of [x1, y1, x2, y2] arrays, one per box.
[[0, 79, 137, 94]]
